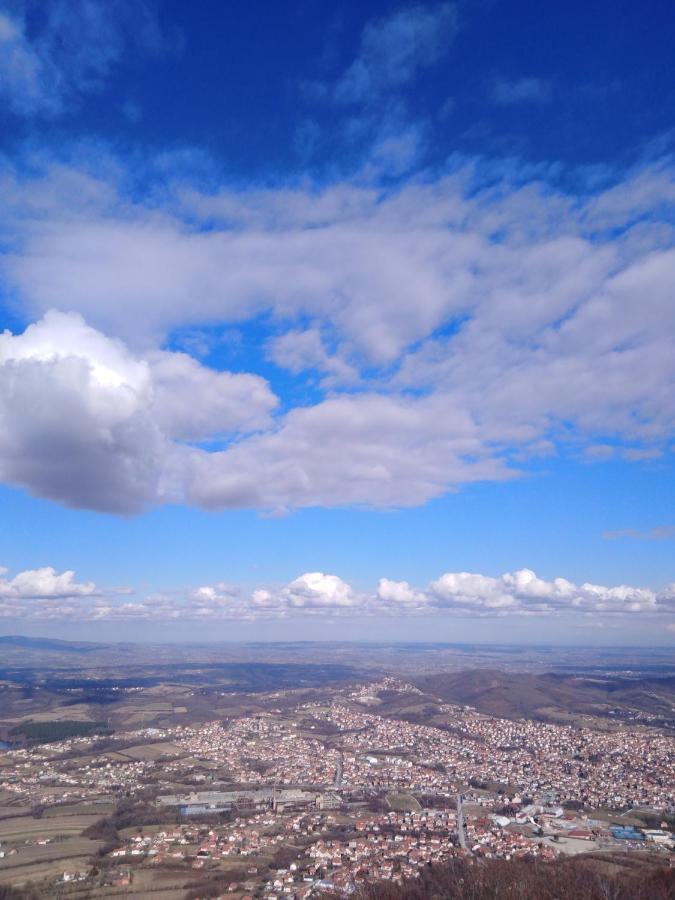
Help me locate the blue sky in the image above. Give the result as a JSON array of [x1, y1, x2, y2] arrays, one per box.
[[0, 0, 674, 644]]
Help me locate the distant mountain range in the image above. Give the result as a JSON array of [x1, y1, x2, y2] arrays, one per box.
[[0, 635, 103, 652]]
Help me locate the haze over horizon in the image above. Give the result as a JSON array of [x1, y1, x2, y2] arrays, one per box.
[[0, 0, 674, 645]]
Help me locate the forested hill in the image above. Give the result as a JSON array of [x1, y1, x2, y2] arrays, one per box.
[[339, 854, 674, 900]]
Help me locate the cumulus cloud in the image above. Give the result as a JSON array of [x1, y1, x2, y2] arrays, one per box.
[[0, 311, 277, 513], [247, 573, 363, 613], [149, 350, 277, 441], [188, 582, 239, 607], [1, 152, 675, 514], [0, 565, 100, 599], [282, 572, 360, 608], [0, 563, 117, 621], [19, 571, 364, 622], [429, 571, 521, 610], [0, 310, 163, 513], [426, 568, 661, 615], [0, 0, 174, 116], [377, 578, 425, 607], [2, 566, 672, 623]]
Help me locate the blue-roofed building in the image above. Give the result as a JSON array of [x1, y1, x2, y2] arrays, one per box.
[[611, 826, 645, 841], [181, 804, 214, 816]]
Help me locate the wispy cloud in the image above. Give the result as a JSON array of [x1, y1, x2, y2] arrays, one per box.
[[331, 4, 458, 105], [491, 76, 553, 105], [0, 0, 177, 116], [300, 3, 458, 173]]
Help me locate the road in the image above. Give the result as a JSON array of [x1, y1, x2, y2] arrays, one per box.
[[334, 753, 343, 789], [456, 792, 468, 850]]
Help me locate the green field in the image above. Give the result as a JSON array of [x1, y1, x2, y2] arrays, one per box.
[[9, 719, 112, 742]]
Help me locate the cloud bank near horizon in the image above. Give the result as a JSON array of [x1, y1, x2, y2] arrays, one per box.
[[1, 563, 673, 624]]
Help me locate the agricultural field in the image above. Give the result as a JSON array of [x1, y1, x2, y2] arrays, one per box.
[[111, 867, 198, 898], [43, 802, 115, 818], [114, 741, 184, 761], [0, 812, 102, 888], [0, 856, 94, 888], [0, 805, 31, 820], [10, 704, 102, 724], [0, 813, 101, 840]]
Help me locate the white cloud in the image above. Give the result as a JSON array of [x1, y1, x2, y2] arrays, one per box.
[[0, 310, 163, 513], [282, 572, 360, 608], [0, 311, 277, 513], [377, 578, 424, 607], [267, 327, 358, 385], [186, 391, 510, 513], [251, 589, 278, 609], [149, 350, 277, 441], [0, 565, 99, 599], [1, 566, 671, 623], [426, 568, 660, 615], [430, 572, 519, 610], [0, 305, 149, 393], [188, 582, 239, 607], [76, 571, 364, 621], [0, 153, 675, 514]]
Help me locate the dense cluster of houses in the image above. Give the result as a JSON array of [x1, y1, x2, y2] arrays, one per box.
[[0, 677, 672, 897]]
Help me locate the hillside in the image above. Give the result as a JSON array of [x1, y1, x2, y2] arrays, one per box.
[[415, 669, 675, 726], [341, 854, 675, 900]]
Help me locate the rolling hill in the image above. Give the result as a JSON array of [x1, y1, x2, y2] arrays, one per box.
[[415, 669, 675, 726]]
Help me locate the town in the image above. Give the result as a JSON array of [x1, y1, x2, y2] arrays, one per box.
[[0, 677, 673, 896]]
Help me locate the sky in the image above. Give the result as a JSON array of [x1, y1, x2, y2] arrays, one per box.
[[0, 0, 674, 645]]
